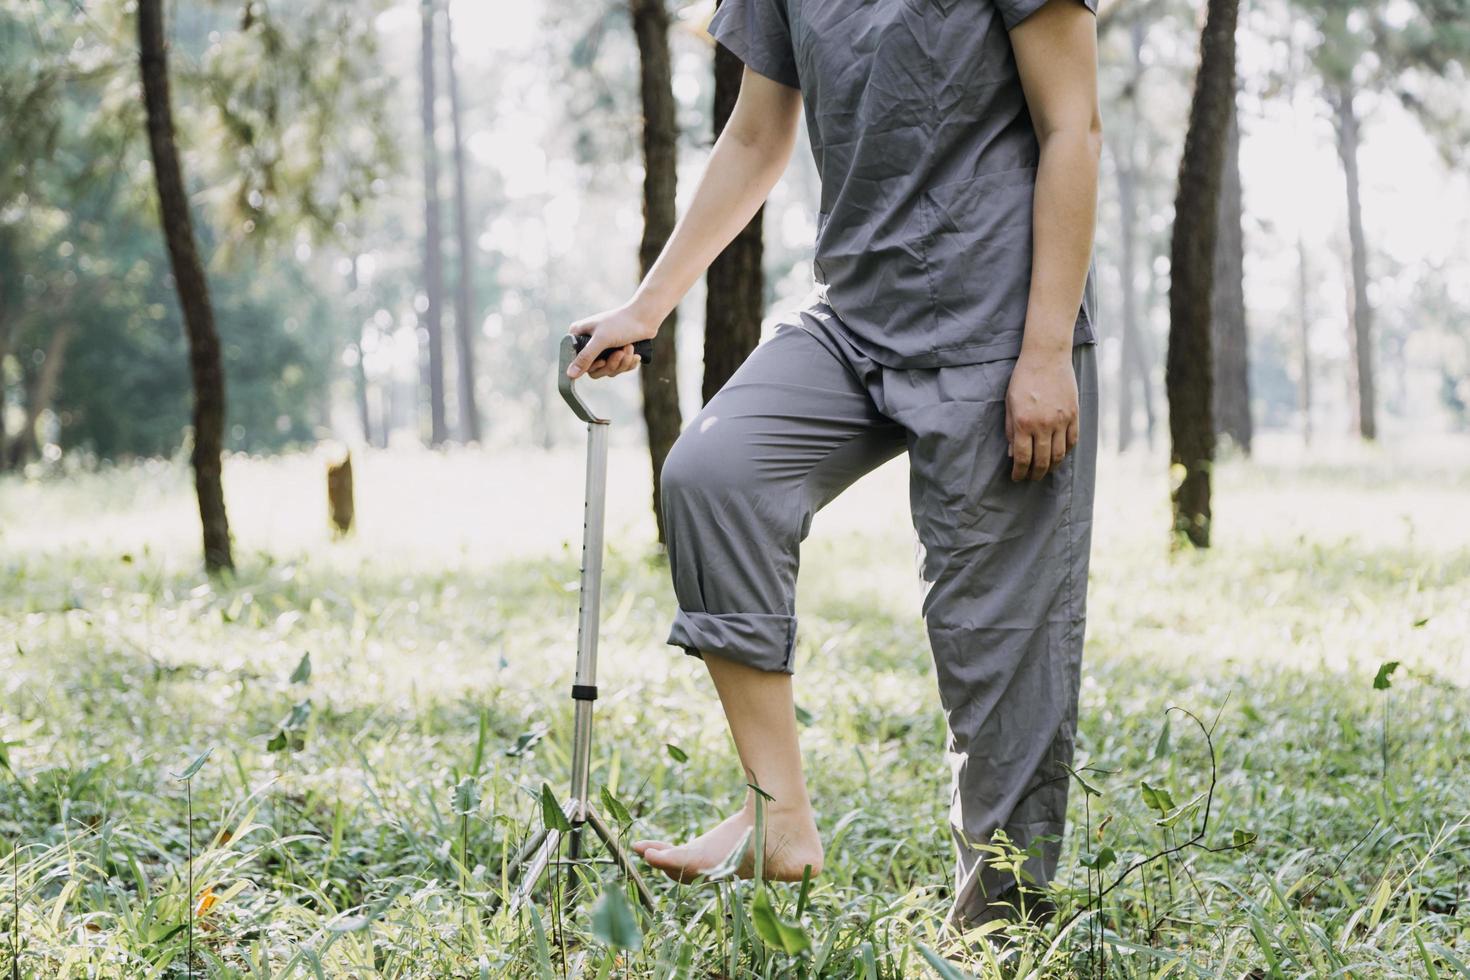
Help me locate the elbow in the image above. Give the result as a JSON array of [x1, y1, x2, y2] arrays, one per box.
[[723, 111, 798, 167], [1037, 116, 1104, 169], [1087, 109, 1104, 164]]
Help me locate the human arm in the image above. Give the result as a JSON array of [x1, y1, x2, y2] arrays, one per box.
[[565, 67, 803, 379], [1001, 0, 1103, 479]]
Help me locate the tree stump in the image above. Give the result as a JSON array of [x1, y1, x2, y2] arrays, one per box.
[[327, 452, 354, 537]]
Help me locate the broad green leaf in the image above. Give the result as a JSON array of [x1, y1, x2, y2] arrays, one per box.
[[665, 743, 688, 764], [453, 776, 480, 817], [589, 885, 642, 952], [265, 700, 312, 753], [1154, 714, 1171, 759], [289, 651, 312, 684], [540, 783, 571, 833], [171, 747, 213, 781], [600, 785, 632, 827], [1156, 789, 1206, 828], [1373, 661, 1400, 690], [1139, 779, 1174, 814], [750, 886, 810, 955], [506, 728, 546, 757], [283, 699, 312, 728]]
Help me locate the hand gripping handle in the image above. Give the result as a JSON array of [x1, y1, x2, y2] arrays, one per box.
[[559, 334, 655, 424], [571, 333, 655, 365]]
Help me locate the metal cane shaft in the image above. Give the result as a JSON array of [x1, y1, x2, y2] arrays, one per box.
[[569, 419, 609, 817]]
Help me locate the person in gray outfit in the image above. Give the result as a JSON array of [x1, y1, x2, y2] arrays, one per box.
[[565, 0, 1102, 936]]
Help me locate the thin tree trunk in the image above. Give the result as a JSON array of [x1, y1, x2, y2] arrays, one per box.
[[388, 376, 406, 447], [347, 254, 374, 446], [702, 2, 765, 405], [444, 5, 481, 443], [0, 317, 10, 471], [420, 0, 448, 446], [353, 346, 373, 447], [1116, 163, 1139, 452], [0, 229, 12, 469], [632, 0, 683, 546], [1165, 0, 1239, 548], [5, 324, 73, 468], [1113, 21, 1145, 453], [1140, 257, 1159, 448], [138, 0, 234, 572], [1331, 81, 1377, 441], [1297, 230, 1313, 446], [1210, 95, 1252, 454]]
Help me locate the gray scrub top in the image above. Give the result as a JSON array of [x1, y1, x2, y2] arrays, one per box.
[[706, 0, 1100, 369]]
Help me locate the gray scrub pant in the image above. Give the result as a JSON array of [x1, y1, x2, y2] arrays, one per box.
[[658, 298, 1099, 928]]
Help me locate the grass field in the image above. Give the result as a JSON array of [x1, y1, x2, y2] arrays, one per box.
[[2, 434, 1468, 978]]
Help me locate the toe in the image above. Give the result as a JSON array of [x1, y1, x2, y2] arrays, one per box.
[[643, 846, 685, 871]]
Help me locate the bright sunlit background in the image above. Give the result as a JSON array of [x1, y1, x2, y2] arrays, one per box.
[[2, 0, 1468, 976]]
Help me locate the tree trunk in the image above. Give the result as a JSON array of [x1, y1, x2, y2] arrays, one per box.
[[444, 5, 481, 444], [702, 4, 765, 405], [1330, 81, 1377, 441], [1296, 230, 1313, 446], [346, 254, 374, 446], [5, 324, 73, 468], [1210, 94, 1252, 454], [137, 0, 234, 572], [1165, 0, 1239, 548], [1115, 163, 1141, 452], [1139, 258, 1159, 448], [0, 321, 10, 472], [631, 0, 683, 547], [0, 230, 12, 469], [353, 345, 373, 446], [1114, 19, 1145, 453], [420, 0, 448, 446]]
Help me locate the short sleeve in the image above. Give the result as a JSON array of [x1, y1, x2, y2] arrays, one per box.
[[706, 0, 801, 91], [996, 0, 1098, 31]]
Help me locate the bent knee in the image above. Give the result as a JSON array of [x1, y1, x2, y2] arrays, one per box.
[[659, 432, 705, 500], [661, 424, 753, 499]]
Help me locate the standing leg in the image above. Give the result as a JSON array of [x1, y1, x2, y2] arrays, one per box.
[[886, 342, 1100, 931], [641, 307, 906, 882]]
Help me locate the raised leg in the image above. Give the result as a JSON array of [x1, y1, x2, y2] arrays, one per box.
[[651, 310, 905, 882], [632, 653, 824, 882]]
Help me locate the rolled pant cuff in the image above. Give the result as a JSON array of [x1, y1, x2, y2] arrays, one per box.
[[666, 609, 797, 674]]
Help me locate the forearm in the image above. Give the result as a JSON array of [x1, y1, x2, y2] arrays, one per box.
[[628, 124, 796, 326], [1019, 126, 1101, 359]]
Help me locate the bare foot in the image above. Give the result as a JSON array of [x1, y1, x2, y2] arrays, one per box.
[[632, 801, 823, 883]]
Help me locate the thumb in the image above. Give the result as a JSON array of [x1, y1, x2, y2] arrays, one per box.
[[567, 339, 602, 378]]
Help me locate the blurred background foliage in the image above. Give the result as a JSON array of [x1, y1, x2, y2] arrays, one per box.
[[1, 0, 1466, 475]]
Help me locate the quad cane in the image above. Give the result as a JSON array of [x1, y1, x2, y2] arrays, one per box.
[[492, 332, 658, 919]]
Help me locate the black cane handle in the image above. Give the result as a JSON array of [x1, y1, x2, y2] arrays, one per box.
[[572, 333, 655, 365]]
